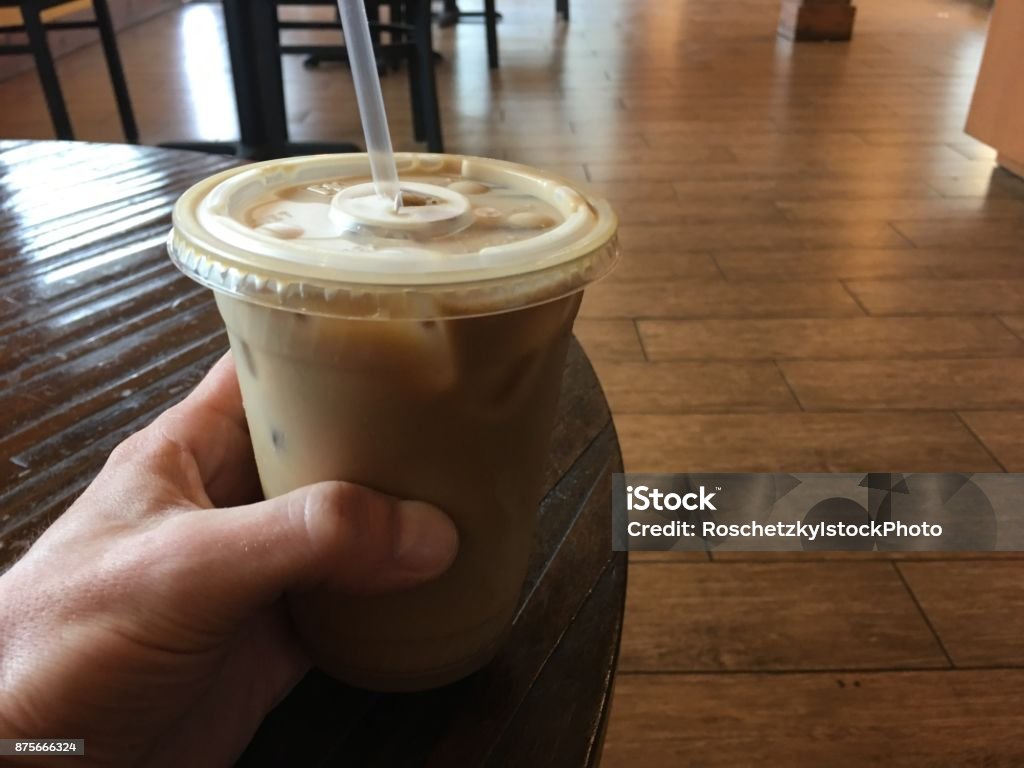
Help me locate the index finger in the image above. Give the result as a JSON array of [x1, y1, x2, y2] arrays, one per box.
[[156, 352, 262, 507]]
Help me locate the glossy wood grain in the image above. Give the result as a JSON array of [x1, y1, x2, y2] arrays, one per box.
[[580, 279, 864, 320], [0, 141, 234, 556], [845, 278, 1024, 315], [599, 360, 798, 414], [571, 319, 646, 362], [957, 411, 1024, 472], [619, 562, 947, 672], [638, 316, 1024, 361], [778, 358, 1024, 410], [1000, 314, 1024, 339], [714, 247, 1024, 281], [0, 141, 626, 768], [615, 413, 1002, 474], [898, 561, 1024, 667], [603, 670, 1024, 768], [602, 251, 721, 283]]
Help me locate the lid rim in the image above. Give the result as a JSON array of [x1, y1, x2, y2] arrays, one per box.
[[168, 227, 619, 320], [167, 153, 619, 320]]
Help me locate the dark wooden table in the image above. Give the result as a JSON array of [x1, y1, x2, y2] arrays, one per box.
[[0, 141, 626, 767]]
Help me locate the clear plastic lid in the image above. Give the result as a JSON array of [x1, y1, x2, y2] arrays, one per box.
[[167, 153, 618, 320]]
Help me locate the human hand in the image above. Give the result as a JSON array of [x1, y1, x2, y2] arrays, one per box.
[[0, 353, 458, 766]]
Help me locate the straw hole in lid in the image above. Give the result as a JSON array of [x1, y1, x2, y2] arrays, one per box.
[[400, 191, 441, 207]]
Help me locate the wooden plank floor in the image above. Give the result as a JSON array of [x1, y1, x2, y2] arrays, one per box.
[[2, 0, 1024, 765]]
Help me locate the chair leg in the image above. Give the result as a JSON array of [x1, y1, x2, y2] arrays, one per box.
[[390, 0, 405, 26], [410, 0, 443, 152], [437, 0, 458, 27], [366, 0, 381, 50], [21, 6, 73, 140], [407, 42, 426, 143], [91, 0, 139, 142], [484, 0, 498, 69]]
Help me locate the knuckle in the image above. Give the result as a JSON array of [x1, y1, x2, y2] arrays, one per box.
[[291, 483, 348, 559], [106, 416, 191, 478], [298, 482, 394, 563], [106, 422, 172, 468], [317, 481, 367, 516], [105, 430, 147, 465], [301, 482, 360, 530]]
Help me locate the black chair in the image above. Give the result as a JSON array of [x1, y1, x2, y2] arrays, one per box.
[[436, 0, 500, 69], [274, 0, 443, 152], [437, 0, 568, 70], [0, 0, 137, 141]]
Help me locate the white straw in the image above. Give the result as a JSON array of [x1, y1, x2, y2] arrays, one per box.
[[336, 0, 403, 211]]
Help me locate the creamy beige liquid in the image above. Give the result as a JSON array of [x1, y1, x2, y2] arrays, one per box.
[[211, 168, 594, 690], [169, 153, 616, 691], [218, 291, 581, 690]]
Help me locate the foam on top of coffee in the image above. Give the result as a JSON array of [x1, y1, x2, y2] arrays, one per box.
[[169, 153, 618, 319], [247, 174, 561, 255]]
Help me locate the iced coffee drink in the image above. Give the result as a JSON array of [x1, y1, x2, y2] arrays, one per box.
[[168, 153, 618, 691]]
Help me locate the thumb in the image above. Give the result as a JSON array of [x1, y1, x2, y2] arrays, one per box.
[[155, 482, 459, 623]]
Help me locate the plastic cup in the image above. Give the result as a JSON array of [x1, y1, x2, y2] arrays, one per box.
[[168, 152, 618, 691]]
